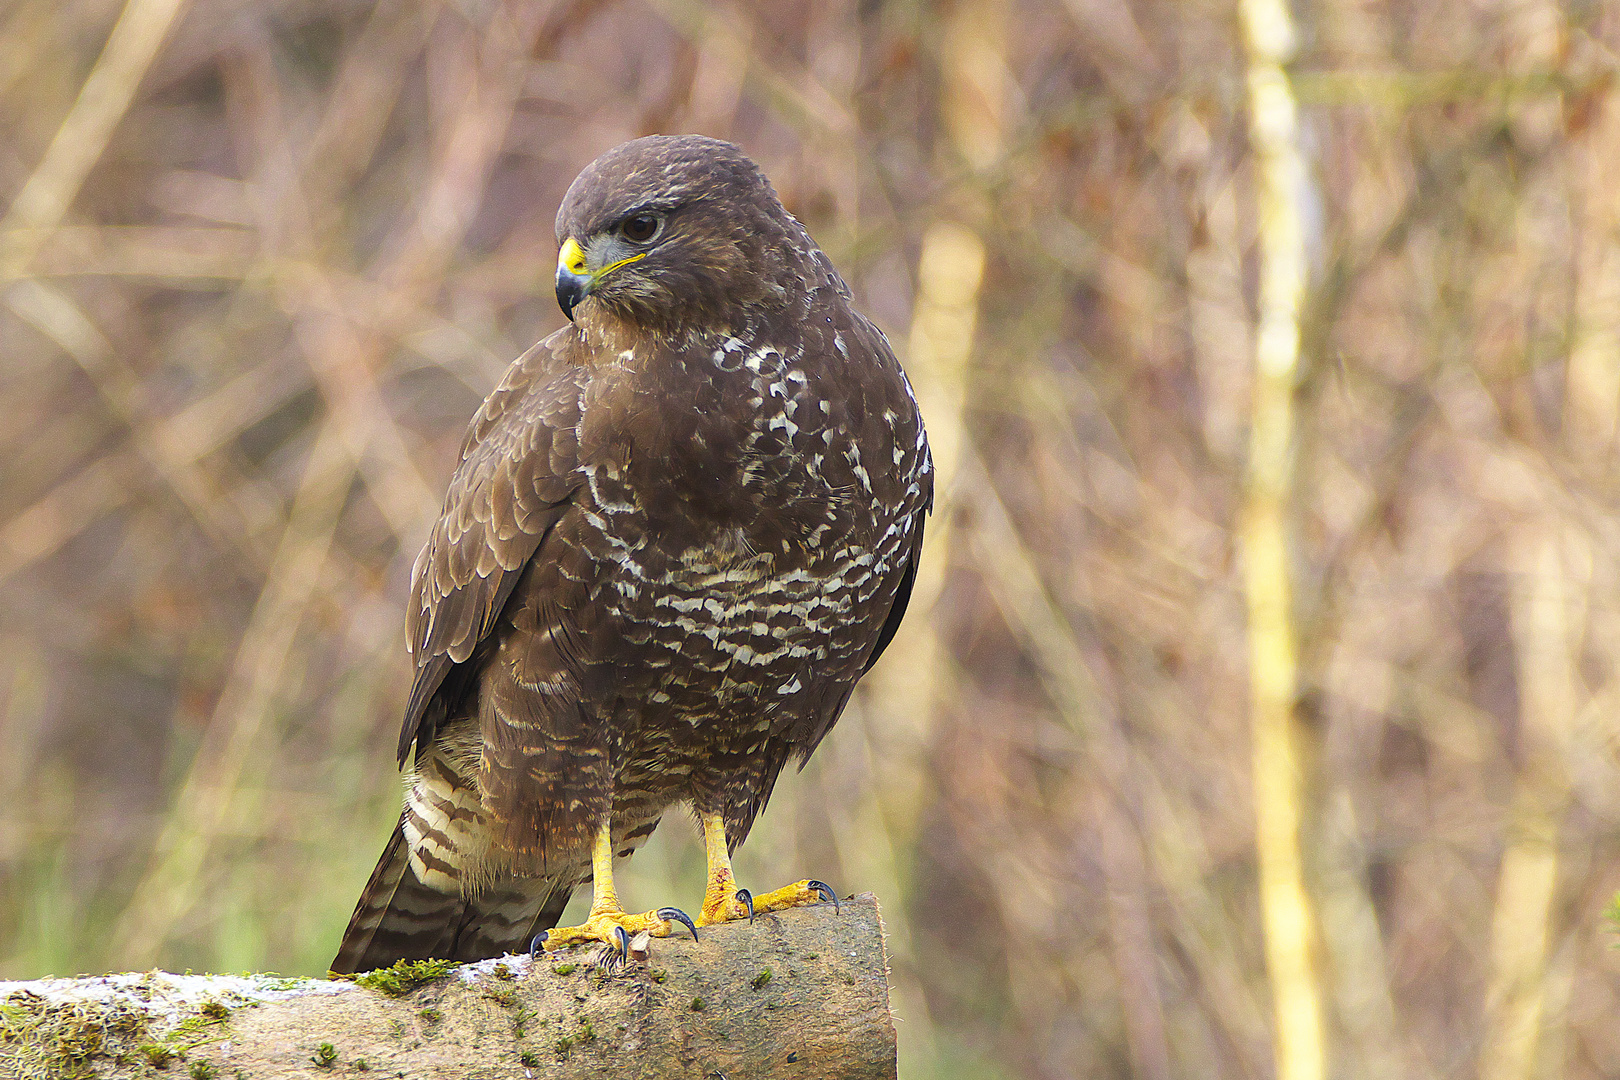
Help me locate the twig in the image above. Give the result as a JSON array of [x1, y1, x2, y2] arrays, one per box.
[[1481, 523, 1584, 1080], [0, 0, 188, 278]]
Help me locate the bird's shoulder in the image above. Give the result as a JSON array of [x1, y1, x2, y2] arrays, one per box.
[[451, 329, 590, 483]]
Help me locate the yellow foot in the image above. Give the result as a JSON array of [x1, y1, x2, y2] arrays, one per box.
[[535, 906, 698, 961], [698, 878, 839, 926]]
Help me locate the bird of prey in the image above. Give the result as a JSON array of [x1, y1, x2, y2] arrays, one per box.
[[331, 135, 931, 973]]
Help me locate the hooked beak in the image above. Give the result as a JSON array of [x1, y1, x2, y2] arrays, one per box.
[[556, 237, 592, 321]]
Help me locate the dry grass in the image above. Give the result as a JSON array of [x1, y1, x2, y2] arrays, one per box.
[[4, 1, 1620, 1078]]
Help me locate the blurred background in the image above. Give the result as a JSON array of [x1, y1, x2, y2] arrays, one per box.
[[4, 0, 1620, 1077]]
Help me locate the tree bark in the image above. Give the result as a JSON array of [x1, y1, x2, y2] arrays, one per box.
[[0, 894, 896, 1079]]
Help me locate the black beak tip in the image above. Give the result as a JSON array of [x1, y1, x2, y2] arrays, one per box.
[[556, 272, 587, 322]]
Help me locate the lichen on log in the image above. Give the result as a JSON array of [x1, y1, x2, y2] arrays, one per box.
[[0, 893, 896, 1079]]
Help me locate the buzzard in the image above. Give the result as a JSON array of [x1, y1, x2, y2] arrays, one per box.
[[332, 135, 931, 973]]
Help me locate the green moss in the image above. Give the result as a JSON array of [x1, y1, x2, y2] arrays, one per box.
[[351, 959, 457, 997], [167, 1006, 229, 1047], [310, 1042, 338, 1068], [417, 1007, 442, 1024], [492, 964, 514, 980], [690, 997, 705, 1012], [141, 1043, 178, 1068], [188, 1061, 218, 1079], [750, 968, 772, 990], [650, 969, 666, 983], [520, 1050, 540, 1066], [550, 963, 577, 976], [354, 1061, 370, 1072], [256, 978, 305, 993], [553, 1035, 574, 1056], [0, 990, 153, 1079], [483, 987, 517, 1007], [577, 1017, 596, 1042]]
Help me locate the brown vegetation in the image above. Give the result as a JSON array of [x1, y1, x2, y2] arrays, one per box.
[[3, 1, 1620, 1078]]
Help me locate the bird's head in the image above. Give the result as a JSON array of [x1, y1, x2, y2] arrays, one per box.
[[553, 135, 801, 337]]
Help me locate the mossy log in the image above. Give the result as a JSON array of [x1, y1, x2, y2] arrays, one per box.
[[0, 894, 896, 1079]]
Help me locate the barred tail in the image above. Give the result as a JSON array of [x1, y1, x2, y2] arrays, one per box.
[[329, 818, 574, 974]]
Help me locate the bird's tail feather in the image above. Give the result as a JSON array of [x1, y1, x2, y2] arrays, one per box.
[[329, 817, 575, 974]]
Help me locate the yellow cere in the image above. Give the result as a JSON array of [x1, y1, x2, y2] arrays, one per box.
[[558, 236, 588, 276]]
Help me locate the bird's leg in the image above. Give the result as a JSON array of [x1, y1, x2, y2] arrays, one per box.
[[695, 809, 839, 927], [535, 820, 696, 960]]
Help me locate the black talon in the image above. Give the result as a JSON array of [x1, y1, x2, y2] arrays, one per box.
[[529, 931, 549, 960], [736, 888, 755, 924], [613, 925, 631, 967], [658, 906, 699, 942], [807, 880, 840, 914]]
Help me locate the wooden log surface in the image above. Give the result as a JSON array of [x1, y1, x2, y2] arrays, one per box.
[[0, 894, 896, 1079]]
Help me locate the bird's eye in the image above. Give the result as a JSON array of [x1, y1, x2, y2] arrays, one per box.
[[621, 213, 661, 243]]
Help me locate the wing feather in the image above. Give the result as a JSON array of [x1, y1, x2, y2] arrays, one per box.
[[862, 518, 923, 675], [397, 332, 586, 765]]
